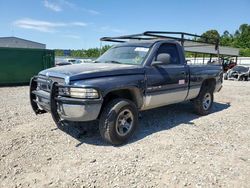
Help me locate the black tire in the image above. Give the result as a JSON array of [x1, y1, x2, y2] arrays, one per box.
[[238, 76, 244, 81], [193, 86, 214, 116], [99, 98, 138, 145]]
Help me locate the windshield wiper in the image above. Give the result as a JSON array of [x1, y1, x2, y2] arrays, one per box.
[[105, 60, 123, 64]]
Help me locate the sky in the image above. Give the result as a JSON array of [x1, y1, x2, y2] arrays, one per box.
[[0, 0, 249, 49]]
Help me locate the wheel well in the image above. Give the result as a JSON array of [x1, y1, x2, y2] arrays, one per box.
[[201, 78, 216, 92], [98, 89, 142, 119]]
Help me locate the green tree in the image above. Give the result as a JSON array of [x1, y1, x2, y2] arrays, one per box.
[[54, 45, 112, 58], [220, 30, 234, 46], [100, 45, 112, 55], [200, 30, 220, 43], [201, 26, 250, 56], [234, 24, 250, 48], [239, 48, 250, 56], [54, 49, 64, 56]]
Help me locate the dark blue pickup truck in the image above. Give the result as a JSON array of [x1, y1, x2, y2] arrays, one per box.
[[30, 32, 223, 145]]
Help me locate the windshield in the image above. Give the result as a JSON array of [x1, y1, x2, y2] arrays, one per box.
[[96, 46, 150, 65]]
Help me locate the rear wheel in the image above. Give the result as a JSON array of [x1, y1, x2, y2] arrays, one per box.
[[99, 98, 138, 145], [193, 86, 214, 115]]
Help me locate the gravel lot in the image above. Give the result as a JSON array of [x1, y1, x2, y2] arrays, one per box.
[[0, 80, 249, 188]]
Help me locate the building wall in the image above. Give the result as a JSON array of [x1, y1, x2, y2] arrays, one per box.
[[0, 37, 45, 49]]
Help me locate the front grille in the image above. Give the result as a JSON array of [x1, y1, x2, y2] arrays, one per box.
[[37, 77, 51, 92], [37, 76, 65, 92], [50, 77, 65, 85]]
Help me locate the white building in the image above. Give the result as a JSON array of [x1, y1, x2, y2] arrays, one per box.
[[237, 57, 250, 66], [0, 37, 45, 49]]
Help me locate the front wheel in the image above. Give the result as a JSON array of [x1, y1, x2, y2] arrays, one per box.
[[99, 98, 138, 145], [193, 87, 214, 115]]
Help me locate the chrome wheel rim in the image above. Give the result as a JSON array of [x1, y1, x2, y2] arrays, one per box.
[[116, 109, 134, 136], [203, 93, 212, 110]]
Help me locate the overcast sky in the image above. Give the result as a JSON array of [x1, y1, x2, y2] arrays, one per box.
[[0, 0, 249, 49]]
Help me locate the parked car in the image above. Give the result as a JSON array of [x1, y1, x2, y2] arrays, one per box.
[[78, 59, 94, 63], [55, 59, 85, 66], [224, 65, 250, 81], [55, 61, 72, 66], [30, 32, 223, 145]]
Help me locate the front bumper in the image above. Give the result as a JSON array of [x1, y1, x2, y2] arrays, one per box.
[[30, 76, 102, 122]]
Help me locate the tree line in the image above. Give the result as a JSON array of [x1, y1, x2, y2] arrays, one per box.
[[55, 24, 250, 57], [54, 45, 111, 58], [201, 24, 250, 56]]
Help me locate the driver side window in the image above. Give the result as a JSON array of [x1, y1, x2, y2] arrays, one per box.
[[156, 43, 180, 64]]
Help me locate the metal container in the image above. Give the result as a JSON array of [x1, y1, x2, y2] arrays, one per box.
[[0, 47, 54, 85]]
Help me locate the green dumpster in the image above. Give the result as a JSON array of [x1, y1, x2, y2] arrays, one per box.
[[0, 47, 55, 85]]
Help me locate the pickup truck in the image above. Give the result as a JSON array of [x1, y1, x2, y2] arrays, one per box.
[[30, 32, 223, 145]]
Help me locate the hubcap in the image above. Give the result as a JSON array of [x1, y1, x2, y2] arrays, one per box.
[[203, 93, 212, 110], [116, 109, 134, 136]]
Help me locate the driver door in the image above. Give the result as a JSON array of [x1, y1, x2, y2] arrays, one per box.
[[143, 43, 189, 109]]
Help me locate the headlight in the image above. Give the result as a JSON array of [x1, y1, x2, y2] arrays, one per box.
[[69, 88, 99, 99]]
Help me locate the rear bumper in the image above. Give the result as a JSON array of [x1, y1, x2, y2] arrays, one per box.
[[30, 76, 102, 122]]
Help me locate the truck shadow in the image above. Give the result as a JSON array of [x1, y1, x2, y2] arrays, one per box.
[[55, 101, 230, 147], [131, 101, 230, 144]]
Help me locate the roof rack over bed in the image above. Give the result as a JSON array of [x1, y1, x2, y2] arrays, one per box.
[[100, 31, 239, 56]]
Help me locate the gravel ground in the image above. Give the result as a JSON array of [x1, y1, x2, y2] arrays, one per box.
[[0, 80, 249, 188]]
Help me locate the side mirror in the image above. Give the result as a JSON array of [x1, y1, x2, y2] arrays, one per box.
[[152, 53, 171, 66]]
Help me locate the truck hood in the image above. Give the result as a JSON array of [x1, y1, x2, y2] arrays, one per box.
[[39, 63, 144, 81]]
